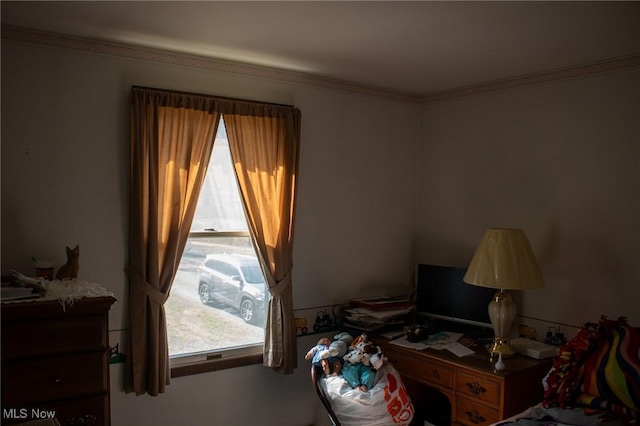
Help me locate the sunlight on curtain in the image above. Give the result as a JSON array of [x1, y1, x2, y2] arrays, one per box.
[[128, 86, 301, 393], [128, 88, 219, 395], [225, 112, 300, 373]]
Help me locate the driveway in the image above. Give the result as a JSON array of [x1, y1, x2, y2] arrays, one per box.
[[165, 249, 265, 356]]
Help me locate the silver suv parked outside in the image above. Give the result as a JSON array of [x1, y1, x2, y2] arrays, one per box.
[[197, 254, 266, 324]]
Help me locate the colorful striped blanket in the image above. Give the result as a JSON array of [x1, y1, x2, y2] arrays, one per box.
[[543, 316, 640, 424]]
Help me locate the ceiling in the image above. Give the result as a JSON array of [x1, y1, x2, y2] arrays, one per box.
[[2, 1, 640, 96]]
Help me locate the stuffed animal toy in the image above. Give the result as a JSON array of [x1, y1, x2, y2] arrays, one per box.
[[342, 348, 375, 392], [347, 334, 385, 370], [350, 333, 369, 350], [344, 348, 370, 366], [331, 332, 354, 358], [334, 331, 354, 346], [56, 245, 80, 280], [368, 345, 384, 370], [306, 337, 342, 376]]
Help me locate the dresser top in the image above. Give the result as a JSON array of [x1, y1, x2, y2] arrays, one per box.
[[2, 295, 116, 320]]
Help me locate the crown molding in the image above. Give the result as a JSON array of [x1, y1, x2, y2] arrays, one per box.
[[3, 25, 639, 105], [1, 25, 420, 104], [421, 54, 640, 103]]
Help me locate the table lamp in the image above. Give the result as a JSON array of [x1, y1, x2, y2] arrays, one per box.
[[463, 228, 544, 358]]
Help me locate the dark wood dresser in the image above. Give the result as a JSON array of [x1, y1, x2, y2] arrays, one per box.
[[1, 296, 116, 426]]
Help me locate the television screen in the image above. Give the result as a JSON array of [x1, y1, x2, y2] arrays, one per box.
[[416, 264, 495, 329]]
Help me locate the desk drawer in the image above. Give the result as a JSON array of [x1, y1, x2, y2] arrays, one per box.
[[455, 395, 499, 426], [2, 316, 106, 358], [385, 348, 453, 389], [2, 352, 108, 405], [455, 370, 500, 406]]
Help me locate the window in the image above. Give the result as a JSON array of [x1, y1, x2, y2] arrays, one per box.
[[166, 119, 267, 367], [129, 86, 299, 393]]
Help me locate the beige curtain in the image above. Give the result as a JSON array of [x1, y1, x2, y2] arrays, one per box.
[[128, 87, 219, 395], [224, 108, 301, 374], [128, 87, 301, 394]]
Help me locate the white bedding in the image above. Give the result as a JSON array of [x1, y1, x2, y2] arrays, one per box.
[[490, 403, 628, 426]]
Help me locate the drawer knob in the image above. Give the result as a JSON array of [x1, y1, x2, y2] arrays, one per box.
[[52, 378, 61, 384], [50, 334, 59, 341], [432, 370, 440, 379], [465, 381, 487, 395], [465, 409, 486, 425]]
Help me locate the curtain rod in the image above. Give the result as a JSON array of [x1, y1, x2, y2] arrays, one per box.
[[132, 85, 294, 108]]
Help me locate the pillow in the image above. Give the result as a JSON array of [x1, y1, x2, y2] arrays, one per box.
[[576, 317, 640, 421]]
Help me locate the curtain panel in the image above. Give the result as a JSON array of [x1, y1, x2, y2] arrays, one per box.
[[127, 87, 301, 395], [225, 111, 301, 373]]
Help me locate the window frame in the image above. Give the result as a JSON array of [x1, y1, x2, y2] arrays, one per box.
[[166, 119, 267, 376]]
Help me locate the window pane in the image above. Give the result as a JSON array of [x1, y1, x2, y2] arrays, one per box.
[[190, 124, 247, 232], [166, 121, 267, 360]]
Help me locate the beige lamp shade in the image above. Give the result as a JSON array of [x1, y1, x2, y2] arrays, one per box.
[[463, 228, 544, 290], [464, 228, 544, 358]]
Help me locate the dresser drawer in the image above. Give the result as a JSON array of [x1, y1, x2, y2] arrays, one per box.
[[2, 352, 108, 405], [1, 394, 109, 426], [385, 348, 453, 389], [2, 316, 107, 358], [50, 394, 109, 426], [455, 370, 500, 406], [455, 394, 499, 426]]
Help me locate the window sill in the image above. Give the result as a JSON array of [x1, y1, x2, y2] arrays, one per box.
[[171, 353, 263, 378]]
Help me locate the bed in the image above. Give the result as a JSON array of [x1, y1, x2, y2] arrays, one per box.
[[492, 316, 639, 426]]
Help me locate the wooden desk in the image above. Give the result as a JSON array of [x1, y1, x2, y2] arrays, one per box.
[[375, 337, 551, 426]]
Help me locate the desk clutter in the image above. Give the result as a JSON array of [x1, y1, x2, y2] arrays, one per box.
[[341, 296, 414, 333], [388, 328, 476, 357]]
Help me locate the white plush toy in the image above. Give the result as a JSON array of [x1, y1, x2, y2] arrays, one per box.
[[346, 334, 385, 370], [368, 346, 384, 370], [344, 348, 370, 366]]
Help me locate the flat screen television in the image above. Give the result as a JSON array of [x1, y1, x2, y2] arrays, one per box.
[[416, 264, 496, 330]]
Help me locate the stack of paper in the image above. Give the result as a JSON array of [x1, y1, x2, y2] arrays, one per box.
[[343, 306, 413, 332]]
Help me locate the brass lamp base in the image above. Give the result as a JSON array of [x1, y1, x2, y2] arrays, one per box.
[[490, 336, 516, 358], [488, 290, 517, 359]]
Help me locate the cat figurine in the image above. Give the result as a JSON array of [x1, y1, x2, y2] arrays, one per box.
[[56, 245, 80, 280]]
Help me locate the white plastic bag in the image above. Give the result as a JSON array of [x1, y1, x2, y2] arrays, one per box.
[[321, 363, 414, 426]]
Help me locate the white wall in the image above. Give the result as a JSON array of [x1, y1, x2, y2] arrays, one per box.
[[3, 34, 639, 426], [416, 67, 640, 335], [1, 40, 418, 425]]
